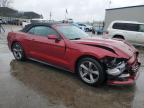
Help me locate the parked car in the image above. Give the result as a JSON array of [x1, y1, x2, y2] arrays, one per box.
[[22, 19, 48, 28], [72, 23, 81, 28], [0, 19, 7, 24], [95, 27, 104, 35], [72, 23, 87, 32], [106, 21, 144, 46], [0, 19, 2, 24], [7, 23, 141, 86], [84, 24, 92, 32], [67, 19, 73, 23], [76, 23, 86, 31], [22, 20, 31, 28], [77, 23, 92, 32]]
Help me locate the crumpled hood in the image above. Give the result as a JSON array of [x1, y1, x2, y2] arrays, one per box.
[[72, 37, 137, 58]]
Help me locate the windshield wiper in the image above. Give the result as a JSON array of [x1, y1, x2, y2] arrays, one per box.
[[70, 38, 81, 40]]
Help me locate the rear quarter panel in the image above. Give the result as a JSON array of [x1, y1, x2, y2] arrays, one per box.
[[7, 32, 17, 50], [7, 32, 30, 56]]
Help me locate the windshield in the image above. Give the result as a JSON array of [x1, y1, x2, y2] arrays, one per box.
[[57, 25, 89, 40]]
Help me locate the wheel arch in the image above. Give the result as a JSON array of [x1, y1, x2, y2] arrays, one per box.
[[11, 41, 26, 61], [11, 41, 26, 55], [75, 55, 102, 73], [113, 34, 125, 39], [11, 40, 21, 51], [75, 54, 107, 85]]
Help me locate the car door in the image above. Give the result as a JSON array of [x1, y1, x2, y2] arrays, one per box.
[[136, 24, 144, 45], [21, 26, 37, 57], [123, 23, 139, 44], [29, 26, 66, 67]]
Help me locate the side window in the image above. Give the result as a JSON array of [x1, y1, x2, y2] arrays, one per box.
[[34, 26, 58, 36], [139, 24, 144, 32], [28, 27, 35, 34], [112, 23, 127, 30], [125, 23, 139, 31], [47, 27, 59, 36], [112, 23, 139, 31]]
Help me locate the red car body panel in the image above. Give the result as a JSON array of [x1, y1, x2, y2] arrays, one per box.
[[7, 23, 141, 85]]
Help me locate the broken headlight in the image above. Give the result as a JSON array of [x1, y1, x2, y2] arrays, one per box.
[[101, 57, 127, 76]]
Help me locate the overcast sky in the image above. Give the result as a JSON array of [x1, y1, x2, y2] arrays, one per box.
[[12, 0, 144, 22]]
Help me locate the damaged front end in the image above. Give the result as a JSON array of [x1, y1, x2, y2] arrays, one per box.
[[101, 56, 141, 85]]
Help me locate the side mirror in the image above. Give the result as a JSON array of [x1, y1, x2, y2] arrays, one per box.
[[48, 35, 60, 41]]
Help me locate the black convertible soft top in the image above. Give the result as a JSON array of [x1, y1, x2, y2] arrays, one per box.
[[21, 22, 70, 33]]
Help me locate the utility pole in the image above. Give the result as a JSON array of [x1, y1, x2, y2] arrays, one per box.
[[50, 11, 52, 21], [108, 0, 112, 9], [0, 0, 1, 7], [65, 9, 68, 20]]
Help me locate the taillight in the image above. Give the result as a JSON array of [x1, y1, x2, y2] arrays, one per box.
[[105, 31, 109, 35], [103, 31, 109, 39], [103, 31, 109, 36]]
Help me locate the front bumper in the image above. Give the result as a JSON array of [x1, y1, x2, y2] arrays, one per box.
[[107, 61, 141, 85]]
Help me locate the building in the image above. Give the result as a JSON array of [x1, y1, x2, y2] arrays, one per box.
[[104, 5, 144, 30], [21, 12, 43, 19], [0, 7, 18, 17]]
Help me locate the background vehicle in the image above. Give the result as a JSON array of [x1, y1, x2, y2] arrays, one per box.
[[76, 23, 86, 31], [7, 23, 140, 86], [0, 18, 7, 24], [0, 19, 2, 24], [84, 24, 92, 32], [67, 19, 73, 23], [22, 20, 31, 28], [22, 19, 48, 28], [95, 26, 104, 35], [106, 21, 144, 46], [77, 23, 92, 32]]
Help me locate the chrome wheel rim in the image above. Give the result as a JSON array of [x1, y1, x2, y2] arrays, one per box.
[[79, 61, 99, 84], [12, 44, 23, 60]]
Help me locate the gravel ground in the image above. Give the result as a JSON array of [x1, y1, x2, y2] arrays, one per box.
[[0, 25, 144, 108]]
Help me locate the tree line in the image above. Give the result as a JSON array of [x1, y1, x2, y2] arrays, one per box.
[[0, 0, 12, 7]]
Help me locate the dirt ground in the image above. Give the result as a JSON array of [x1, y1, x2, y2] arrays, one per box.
[[0, 25, 144, 108]]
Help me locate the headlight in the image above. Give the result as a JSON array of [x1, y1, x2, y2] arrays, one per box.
[[101, 57, 127, 76], [107, 62, 126, 76], [102, 57, 127, 68]]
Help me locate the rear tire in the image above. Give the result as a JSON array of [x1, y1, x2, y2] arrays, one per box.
[[12, 42, 26, 61], [113, 35, 125, 40], [77, 57, 105, 86]]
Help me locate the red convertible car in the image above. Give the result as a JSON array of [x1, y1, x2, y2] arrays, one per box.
[[7, 23, 141, 86]]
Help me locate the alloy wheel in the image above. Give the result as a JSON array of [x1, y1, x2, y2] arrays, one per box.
[[79, 61, 100, 84], [12, 43, 23, 60]]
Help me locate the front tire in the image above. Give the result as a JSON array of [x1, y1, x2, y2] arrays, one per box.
[[12, 42, 26, 61], [77, 58, 105, 86]]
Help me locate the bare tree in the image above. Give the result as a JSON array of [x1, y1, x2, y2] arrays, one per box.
[[0, 0, 12, 7]]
